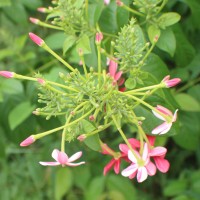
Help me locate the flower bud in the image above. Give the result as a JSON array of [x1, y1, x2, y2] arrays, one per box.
[[0, 71, 14, 78], [29, 32, 45, 46], [20, 135, 35, 147], [77, 134, 86, 142]]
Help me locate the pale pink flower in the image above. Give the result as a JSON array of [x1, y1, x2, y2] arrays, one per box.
[[77, 134, 86, 142], [162, 75, 181, 88], [116, 0, 123, 6], [152, 105, 178, 135], [104, 0, 110, 5], [39, 149, 85, 167], [20, 135, 35, 147], [121, 143, 156, 183], [37, 78, 46, 85], [29, 32, 44, 46], [0, 71, 14, 78], [147, 136, 170, 173], [29, 17, 39, 24], [37, 7, 47, 13], [101, 143, 128, 175]]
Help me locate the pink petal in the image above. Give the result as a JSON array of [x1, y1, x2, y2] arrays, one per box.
[[119, 144, 129, 154], [147, 135, 155, 146], [52, 149, 60, 161], [156, 105, 173, 116], [101, 143, 115, 155], [137, 167, 148, 182], [29, 32, 44, 46], [114, 159, 120, 174], [152, 122, 172, 135], [20, 135, 35, 147], [29, 17, 39, 24], [119, 87, 126, 92], [57, 151, 68, 164], [39, 161, 60, 166], [128, 138, 140, 149], [129, 171, 137, 179], [0, 71, 14, 78], [154, 157, 170, 173], [68, 151, 82, 162], [114, 71, 123, 81], [118, 77, 125, 86], [146, 161, 156, 176], [66, 161, 85, 167], [162, 75, 170, 82], [128, 150, 138, 163], [150, 147, 167, 157], [103, 159, 116, 175], [165, 78, 181, 88], [172, 109, 178, 122], [121, 164, 138, 177], [109, 60, 118, 77]]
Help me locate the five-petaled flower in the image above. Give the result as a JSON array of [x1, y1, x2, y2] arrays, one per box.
[[39, 149, 85, 167], [121, 143, 156, 183], [152, 105, 178, 135]]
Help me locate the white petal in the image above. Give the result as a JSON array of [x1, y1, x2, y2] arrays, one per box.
[[152, 110, 165, 121], [152, 122, 171, 135], [128, 150, 138, 163], [52, 149, 60, 161], [159, 123, 172, 135], [137, 167, 148, 182], [66, 161, 85, 167], [39, 161, 60, 166], [121, 164, 138, 177], [68, 151, 82, 162], [172, 109, 178, 122]]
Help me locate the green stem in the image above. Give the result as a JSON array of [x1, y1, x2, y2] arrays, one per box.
[[42, 44, 75, 72], [156, 0, 168, 14], [38, 21, 63, 30], [80, 54, 88, 78], [97, 44, 102, 87], [85, 0, 89, 20], [101, 32, 117, 38], [122, 4, 144, 17]]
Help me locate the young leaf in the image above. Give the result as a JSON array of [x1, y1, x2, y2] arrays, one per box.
[[158, 12, 181, 29], [76, 34, 91, 54], [63, 35, 77, 54], [148, 25, 161, 43]]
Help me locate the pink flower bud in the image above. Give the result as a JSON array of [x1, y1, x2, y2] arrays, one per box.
[[37, 7, 47, 13], [116, 0, 123, 6], [77, 134, 86, 142], [20, 135, 35, 147], [89, 115, 95, 121], [29, 32, 44, 46], [95, 32, 103, 43], [29, 17, 39, 24], [104, 0, 110, 5], [37, 78, 46, 85], [0, 71, 14, 78], [162, 75, 181, 88]]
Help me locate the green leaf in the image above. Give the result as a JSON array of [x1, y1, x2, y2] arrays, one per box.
[[55, 168, 73, 200], [106, 175, 137, 200], [173, 112, 200, 150], [117, 0, 129, 29], [156, 28, 176, 57], [175, 93, 200, 112], [45, 32, 66, 50], [148, 25, 161, 43], [0, 0, 11, 7], [63, 35, 77, 54], [76, 34, 91, 54], [0, 79, 23, 95], [8, 101, 36, 130], [164, 179, 188, 197], [125, 78, 136, 89], [158, 12, 181, 29], [85, 176, 105, 200]]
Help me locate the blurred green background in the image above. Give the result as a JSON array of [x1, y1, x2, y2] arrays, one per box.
[[0, 0, 200, 199]]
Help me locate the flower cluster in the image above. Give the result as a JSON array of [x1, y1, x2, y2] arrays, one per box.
[[0, 30, 181, 182]]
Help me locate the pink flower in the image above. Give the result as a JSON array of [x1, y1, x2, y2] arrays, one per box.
[[162, 75, 181, 88], [121, 143, 156, 183], [20, 135, 35, 147], [108, 59, 126, 91], [147, 136, 170, 173], [0, 71, 14, 78], [104, 0, 110, 5], [29, 17, 39, 24], [152, 105, 178, 135], [39, 149, 85, 167], [29, 32, 44, 46], [101, 143, 127, 175]]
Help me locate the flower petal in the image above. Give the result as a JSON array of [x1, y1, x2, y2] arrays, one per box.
[[156, 105, 173, 116], [146, 161, 156, 176], [39, 161, 60, 166], [152, 122, 172, 135], [57, 151, 68, 164], [154, 157, 170, 173], [128, 150, 138, 163], [152, 110, 165, 121], [68, 151, 82, 163], [114, 159, 121, 174], [128, 138, 140, 149], [66, 161, 85, 167], [103, 159, 116, 176], [121, 164, 138, 177], [142, 143, 149, 161], [52, 149, 60, 161], [172, 109, 178, 122], [137, 167, 148, 183], [150, 147, 167, 157], [109, 60, 118, 77], [119, 144, 129, 154], [114, 71, 123, 81]]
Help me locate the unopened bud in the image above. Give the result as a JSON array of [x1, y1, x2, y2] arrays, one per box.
[[77, 134, 86, 142], [29, 17, 40, 24], [95, 32, 103, 44], [89, 115, 95, 121], [0, 71, 15, 78], [20, 135, 35, 147], [29, 32, 45, 46]]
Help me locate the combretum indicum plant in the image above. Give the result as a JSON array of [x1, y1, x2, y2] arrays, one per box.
[[0, 0, 182, 183]]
